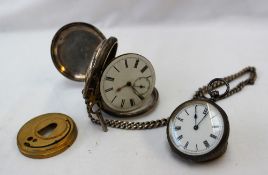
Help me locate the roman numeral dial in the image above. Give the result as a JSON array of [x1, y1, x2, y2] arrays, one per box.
[[168, 100, 227, 159], [100, 53, 156, 112]]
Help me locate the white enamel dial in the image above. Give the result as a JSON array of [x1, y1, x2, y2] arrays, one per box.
[[168, 100, 225, 156], [100, 53, 155, 112]]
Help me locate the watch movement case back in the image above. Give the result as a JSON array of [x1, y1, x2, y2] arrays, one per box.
[[167, 99, 230, 162], [51, 22, 105, 81]]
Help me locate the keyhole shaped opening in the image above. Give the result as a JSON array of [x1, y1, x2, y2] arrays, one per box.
[[38, 123, 57, 137]]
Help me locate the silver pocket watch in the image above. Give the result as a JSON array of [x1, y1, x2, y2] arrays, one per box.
[[167, 99, 229, 162], [51, 22, 158, 131], [167, 79, 231, 162], [166, 71, 256, 162]]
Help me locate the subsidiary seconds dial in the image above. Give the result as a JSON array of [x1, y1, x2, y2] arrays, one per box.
[[100, 53, 155, 112], [167, 99, 229, 162]]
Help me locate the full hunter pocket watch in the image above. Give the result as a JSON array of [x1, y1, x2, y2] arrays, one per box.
[[50, 22, 257, 162], [51, 22, 158, 131]]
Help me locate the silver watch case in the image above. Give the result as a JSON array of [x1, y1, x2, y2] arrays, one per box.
[[51, 22, 105, 81], [83, 40, 158, 117]]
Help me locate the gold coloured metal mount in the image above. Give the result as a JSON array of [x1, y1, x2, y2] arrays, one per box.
[[17, 113, 77, 159]]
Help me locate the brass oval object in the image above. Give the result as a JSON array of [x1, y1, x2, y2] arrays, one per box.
[[17, 113, 77, 159]]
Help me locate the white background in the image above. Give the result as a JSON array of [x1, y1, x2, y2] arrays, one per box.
[[0, 0, 268, 175]]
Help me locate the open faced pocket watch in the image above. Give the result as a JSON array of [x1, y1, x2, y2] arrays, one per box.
[[166, 68, 256, 162], [167, 79, 230, 162], [51, 22, 158, 131]]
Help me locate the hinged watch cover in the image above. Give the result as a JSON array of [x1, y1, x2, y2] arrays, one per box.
[[51, 22, 106, 81], [83, 37, 118, 102]]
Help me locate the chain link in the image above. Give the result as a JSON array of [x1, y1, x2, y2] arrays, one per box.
[[85, 101, 168, 130], [193, 66, 257, 101], [85, 66, 256, 130]]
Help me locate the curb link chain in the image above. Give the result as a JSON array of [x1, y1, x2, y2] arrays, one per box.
[[193, 66, 257, 101], [85, 100, 168, 130], [84, 66, 256, 130]]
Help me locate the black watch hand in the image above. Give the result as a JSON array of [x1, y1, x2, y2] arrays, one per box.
[[196, 112, 209, 126], [131, 86, 144, 100], [194, 105, 197, 126], [116, 82, 132, 92], [134, 85, 145, 88]]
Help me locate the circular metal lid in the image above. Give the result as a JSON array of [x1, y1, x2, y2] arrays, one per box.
[[83, 37, 118, 101], [17, 113, 77, 159], [51, 22, 106, 81]]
